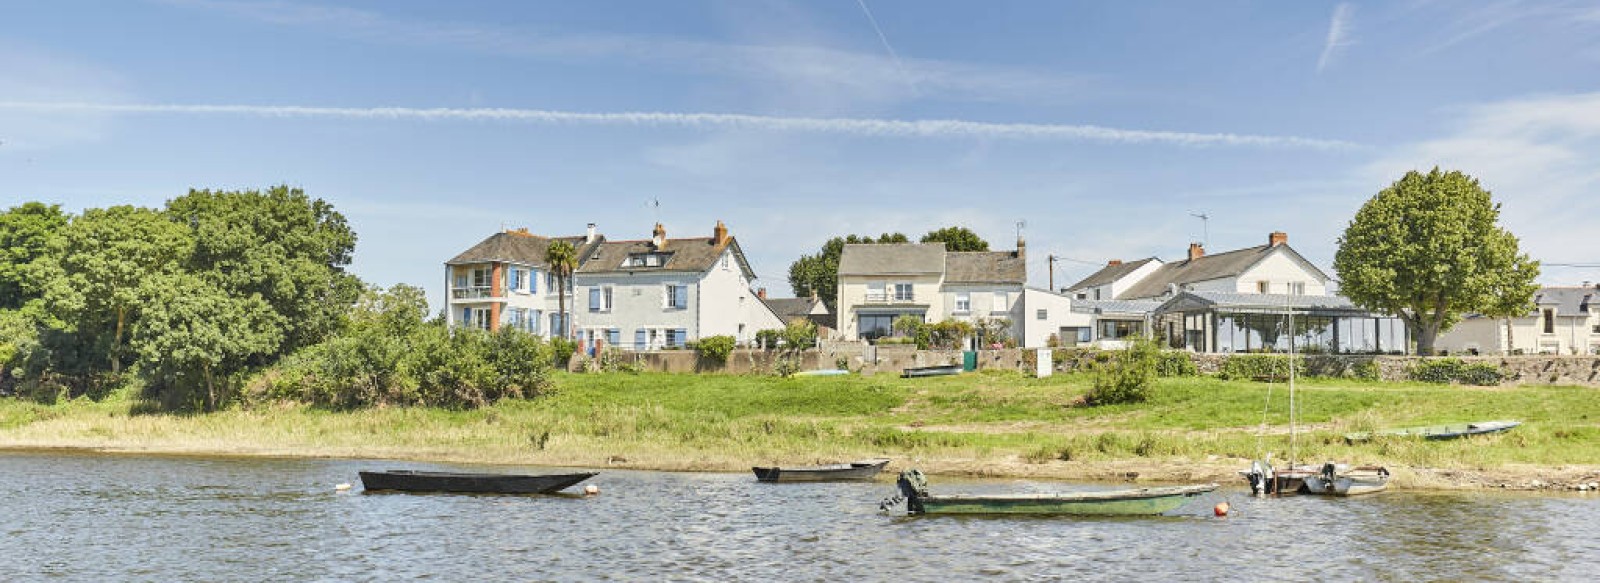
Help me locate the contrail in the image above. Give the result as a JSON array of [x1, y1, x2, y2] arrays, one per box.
[[0, 101, 1359, 149]]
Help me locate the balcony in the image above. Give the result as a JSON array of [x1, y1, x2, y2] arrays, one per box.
[[863, 292, 916, 304], [451, 286, 495, 299]]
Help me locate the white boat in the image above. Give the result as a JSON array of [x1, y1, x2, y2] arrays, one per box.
[[1301, 462, 1390, 496]]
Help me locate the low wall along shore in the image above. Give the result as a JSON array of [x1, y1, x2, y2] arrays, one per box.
[[579, 345, 1600, 386]]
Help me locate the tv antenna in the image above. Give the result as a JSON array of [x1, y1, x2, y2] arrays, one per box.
[[1015, 219, 1026, 241], [649, 198, 661, 223], [1189, 212, 1209, 246]]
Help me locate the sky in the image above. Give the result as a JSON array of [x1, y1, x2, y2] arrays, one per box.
[[3, 0, 1599, 312]]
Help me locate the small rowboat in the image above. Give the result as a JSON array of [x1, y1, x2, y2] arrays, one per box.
[[901, 364, 961, 378], [753, 458, 890, 482], [1301, 462, 1389, 496], [1344, 420, 1521, 443], [884, 469, 1217, 516], [358, 470, 597, 494], [793, 369, 850, 377]]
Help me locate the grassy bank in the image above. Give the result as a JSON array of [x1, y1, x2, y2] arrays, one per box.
[[3, 371, 1598, 490]]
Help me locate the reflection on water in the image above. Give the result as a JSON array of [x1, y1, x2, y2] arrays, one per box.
[[1, 451, 1595, 581]]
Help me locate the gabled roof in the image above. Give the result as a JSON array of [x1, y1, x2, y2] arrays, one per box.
[[1066, 258, 1159, 291], [1118, 244, 1329, 299], [945, 251, 1026, 285], [574, 236, 753, 278], [1532, 287, 1598, 317], [762, 297, 828, 320], [446, 231, 601, 267], [837, 243, 945, 276]]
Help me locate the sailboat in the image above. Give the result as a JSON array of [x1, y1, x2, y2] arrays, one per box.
[[1239, 300, 1388, 496]]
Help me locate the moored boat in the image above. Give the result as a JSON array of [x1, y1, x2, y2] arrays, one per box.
[[359, 470, 597, 494], [793, 369, 850, 377], [884, 469, 1217, 516], [1240, 458, 1317, 496], [901, 364, 961, 378], [752, 458, 890, 482], [1301, 462, 1389, 496], [1344, 420, 1521, 443]]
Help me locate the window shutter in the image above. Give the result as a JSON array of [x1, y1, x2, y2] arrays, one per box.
[[608, 328, 620, 345], [635, 329, 647, 350], [589, 288, 601, 312], [461, 307, 470, 323], [675, 286, 688, 308], [675, 328, 688, 347], [529, 272, 538, 294]]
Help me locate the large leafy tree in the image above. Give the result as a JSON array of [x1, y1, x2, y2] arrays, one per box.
[[920, 226, 990, 252], [166, 186, 360, 358], [1334, 168, 1540, 355], [545, 240, 578, 338], [787, 232, 908, 312], [132, 273, 280, 411], [0, 202, 69, 309]]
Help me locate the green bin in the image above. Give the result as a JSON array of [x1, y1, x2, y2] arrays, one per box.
[[962, 350, 978, 371]]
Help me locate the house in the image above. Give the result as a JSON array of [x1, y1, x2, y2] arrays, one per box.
[[1064, 258, 1163, 301], [1069, 232, 1330, 301], [759, 291, 835, 335], [569, 221, 783, 350], [835, 238, 1026, 342], [1435, 285, 1600, 355], [443, 224, 604, 336], [1018, 288, 1161, 349]]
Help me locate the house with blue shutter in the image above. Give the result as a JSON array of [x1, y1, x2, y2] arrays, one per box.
[[570, 220, 783, 350], [443, 224, 604, 337]]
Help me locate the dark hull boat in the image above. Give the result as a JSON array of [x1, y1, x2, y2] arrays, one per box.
[[359, 470, 597, 494], [901, 364, 961, 378], [753, 458, 890, 482], [884, 469, 1216, 516]]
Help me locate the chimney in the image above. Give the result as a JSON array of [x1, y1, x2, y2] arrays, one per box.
[[652, 222, 667, 249], [1269, 231, 1288, 247], [713, 220, 729, 246], [1016, 235, 1026, 260], [756, 287, 767, 300], [1107, 259, 1123, 266], [586, 223, 597, 243], [1188, 242, 1205, 261]]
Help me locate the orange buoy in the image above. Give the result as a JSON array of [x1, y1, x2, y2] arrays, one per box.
[[1214, 501, 1230, 517]]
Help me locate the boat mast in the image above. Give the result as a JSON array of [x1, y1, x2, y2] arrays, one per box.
[[1287, 299, 1297, 474]]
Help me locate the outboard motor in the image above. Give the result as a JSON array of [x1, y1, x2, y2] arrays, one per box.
[[1246, 459, 1275, 496], [880, 469, 930, 514]]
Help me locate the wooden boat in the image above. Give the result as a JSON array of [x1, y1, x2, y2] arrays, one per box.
[[1239, 458, 1318, 496], [793, 369, 850, 377], [885, 469, 1217, 516], [1301, 462, 1389, 496], [753, 458, 890, 482], [1344, 420, 1521, 443], [901, 364, 961, 378], [358, 470, 597, 494]]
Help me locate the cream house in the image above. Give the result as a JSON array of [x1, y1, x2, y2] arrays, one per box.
[[835, 240, 1026, 341], [1435, 286, 1600, 355]]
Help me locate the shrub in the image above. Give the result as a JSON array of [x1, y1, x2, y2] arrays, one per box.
[[1219, 354, 1304, 381], [1352, 360, 1381, 381], [549, 337, 578, 367], [692, 335, 736, 364], [781, 319, 818, 351], [1154, 351, 1197, 377], [754, 329, 783, 350], [1411, 358, 1503, 386], [1085, 336, 1158, 406]]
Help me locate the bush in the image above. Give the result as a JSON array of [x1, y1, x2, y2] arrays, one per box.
[[549, 337, 577, 367], [1352, 360, 1381, 381], [781, 319, 818, 351], [1410, 358, 1503, 386], [1085, 336, 1158, 406], [692, 335, 736, 364], [754, 329, 783, 350], [1154, 351, 1196, 377], [1219, 354, 1304, 381]]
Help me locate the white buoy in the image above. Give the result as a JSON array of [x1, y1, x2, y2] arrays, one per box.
[[334, 483, 352, 491], [584, 484, 600, 496]]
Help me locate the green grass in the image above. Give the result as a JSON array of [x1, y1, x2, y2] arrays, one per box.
[[2, 371, 1597, 487]]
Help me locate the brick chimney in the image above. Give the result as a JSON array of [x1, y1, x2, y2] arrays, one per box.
[[652, 222, 667, 249], [1269, 231, 1288, 247], [1107, 259, 1123, 266], [1188, 242, 1205, 261], [756, 287, 767, 300], [1016, 234, 1026, 260], [586, 223, 597, 243], [712, 220, 729, 246]]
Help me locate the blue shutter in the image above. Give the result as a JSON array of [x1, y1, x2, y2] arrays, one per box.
[[529, 271, 538, 294], [607, 328, 620, 345], [674, 286, 688, 308], [461, 308, 470, 325], [675, 328, 688, 348], [634, 329, 646, 351], [589, 288, 601, 312]]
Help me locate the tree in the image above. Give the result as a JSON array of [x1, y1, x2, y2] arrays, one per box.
[[1334, 168, 1540, 355], [132, 273, 281, 411], [1477, 260, 1541, 354], [0, 202, 69, 309], [787, 232, 908, 312], [920, 226, 990, 252], [166, 186, 360, 358], [545, 240, 578, 338]]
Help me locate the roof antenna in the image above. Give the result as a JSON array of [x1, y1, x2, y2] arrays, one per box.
[[1189, 212, 1209, 246], [649, 198, 661, 224], [1015, 219, 1026, 241]]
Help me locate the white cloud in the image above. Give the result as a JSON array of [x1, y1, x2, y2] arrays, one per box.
[[0, 44, 128, 150], [0, 101, 1359, 149], [1317, 3, 1355, 73], [1363, 92, 1600, 285]]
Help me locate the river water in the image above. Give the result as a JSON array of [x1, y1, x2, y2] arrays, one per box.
[[1, 451, 1595, 581]]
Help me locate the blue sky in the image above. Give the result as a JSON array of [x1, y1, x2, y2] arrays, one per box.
[[3, 0, 1599, 312]]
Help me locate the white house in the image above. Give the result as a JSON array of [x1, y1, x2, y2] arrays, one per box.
[[1435, 285, 1600, 355], [835, 239, 1026, 342], [570, 221, 783, 350], [443, 224, 603, 337]]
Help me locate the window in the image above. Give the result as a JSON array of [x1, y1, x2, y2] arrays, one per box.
[[1544, 309, 1556, 334], [1099, 320, 1141, 340], [1093, 289, 1102, 301], [626, 253, 667, 267], [954, 293, 971, 313], [1037, 309, 1048, 320], [509, 268, 523, 292], [606, 328, 620, 346], [1060, 327, 1092, 345], [722, 253, 731, 269], [454, 273, 467, 288], [467, 307, 491, 330], [1288, 282, 1305, 295], [858, 314, 900, 340], [471, 267, 492, 288], [589, 287, 613, 312], [665, 328, 688, 348], [894, 283, 914, 302], [993, 292, 1008, 313], [866, 283, 887, 302], [1076, 293, 1087, 300], [549, 312, 566, 337], [1256, 280, 1270, 294], [529, 310, 542, 334], [666, 284, 687, 309]]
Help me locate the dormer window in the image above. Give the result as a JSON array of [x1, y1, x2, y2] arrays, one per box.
[[625, 253, 670, 267]]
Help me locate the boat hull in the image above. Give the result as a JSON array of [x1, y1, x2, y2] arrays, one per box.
[[753, 459, 889, 482], [1302, 464, 1389, 496], [901, 365, 961, 378], [914, 484, 1218, 516], [1345, 420, 1521, 443], [359, 470, 597, 494]]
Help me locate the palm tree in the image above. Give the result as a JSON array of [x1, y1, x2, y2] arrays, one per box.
[[545, 240, 578, 339]]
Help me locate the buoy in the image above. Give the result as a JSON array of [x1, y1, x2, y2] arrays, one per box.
[[1214, 501, 1230, 517], [584, 484, 600, 496], [334, 483, 352, 491]]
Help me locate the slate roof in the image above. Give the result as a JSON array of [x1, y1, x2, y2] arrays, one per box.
[[1531, 287, 1597, 317], [1066, 258, 1158, 291], [1118, 244, 1329, 299], [1153, 291, 1369, 315], [945, 251, 1026, 285], [573, 236, 751, 277], [1069, 298, 1165, 316], [446, 231, 600, 267], [762, 297, 826, 320], [837, 243, 946, 276]]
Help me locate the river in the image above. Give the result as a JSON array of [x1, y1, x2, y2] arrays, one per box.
[[1, 451, 1594, 581]]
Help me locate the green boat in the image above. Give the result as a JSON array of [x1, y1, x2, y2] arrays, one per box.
[[884, 469, 1217, 516], [1344, 420, 1521, 443]]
